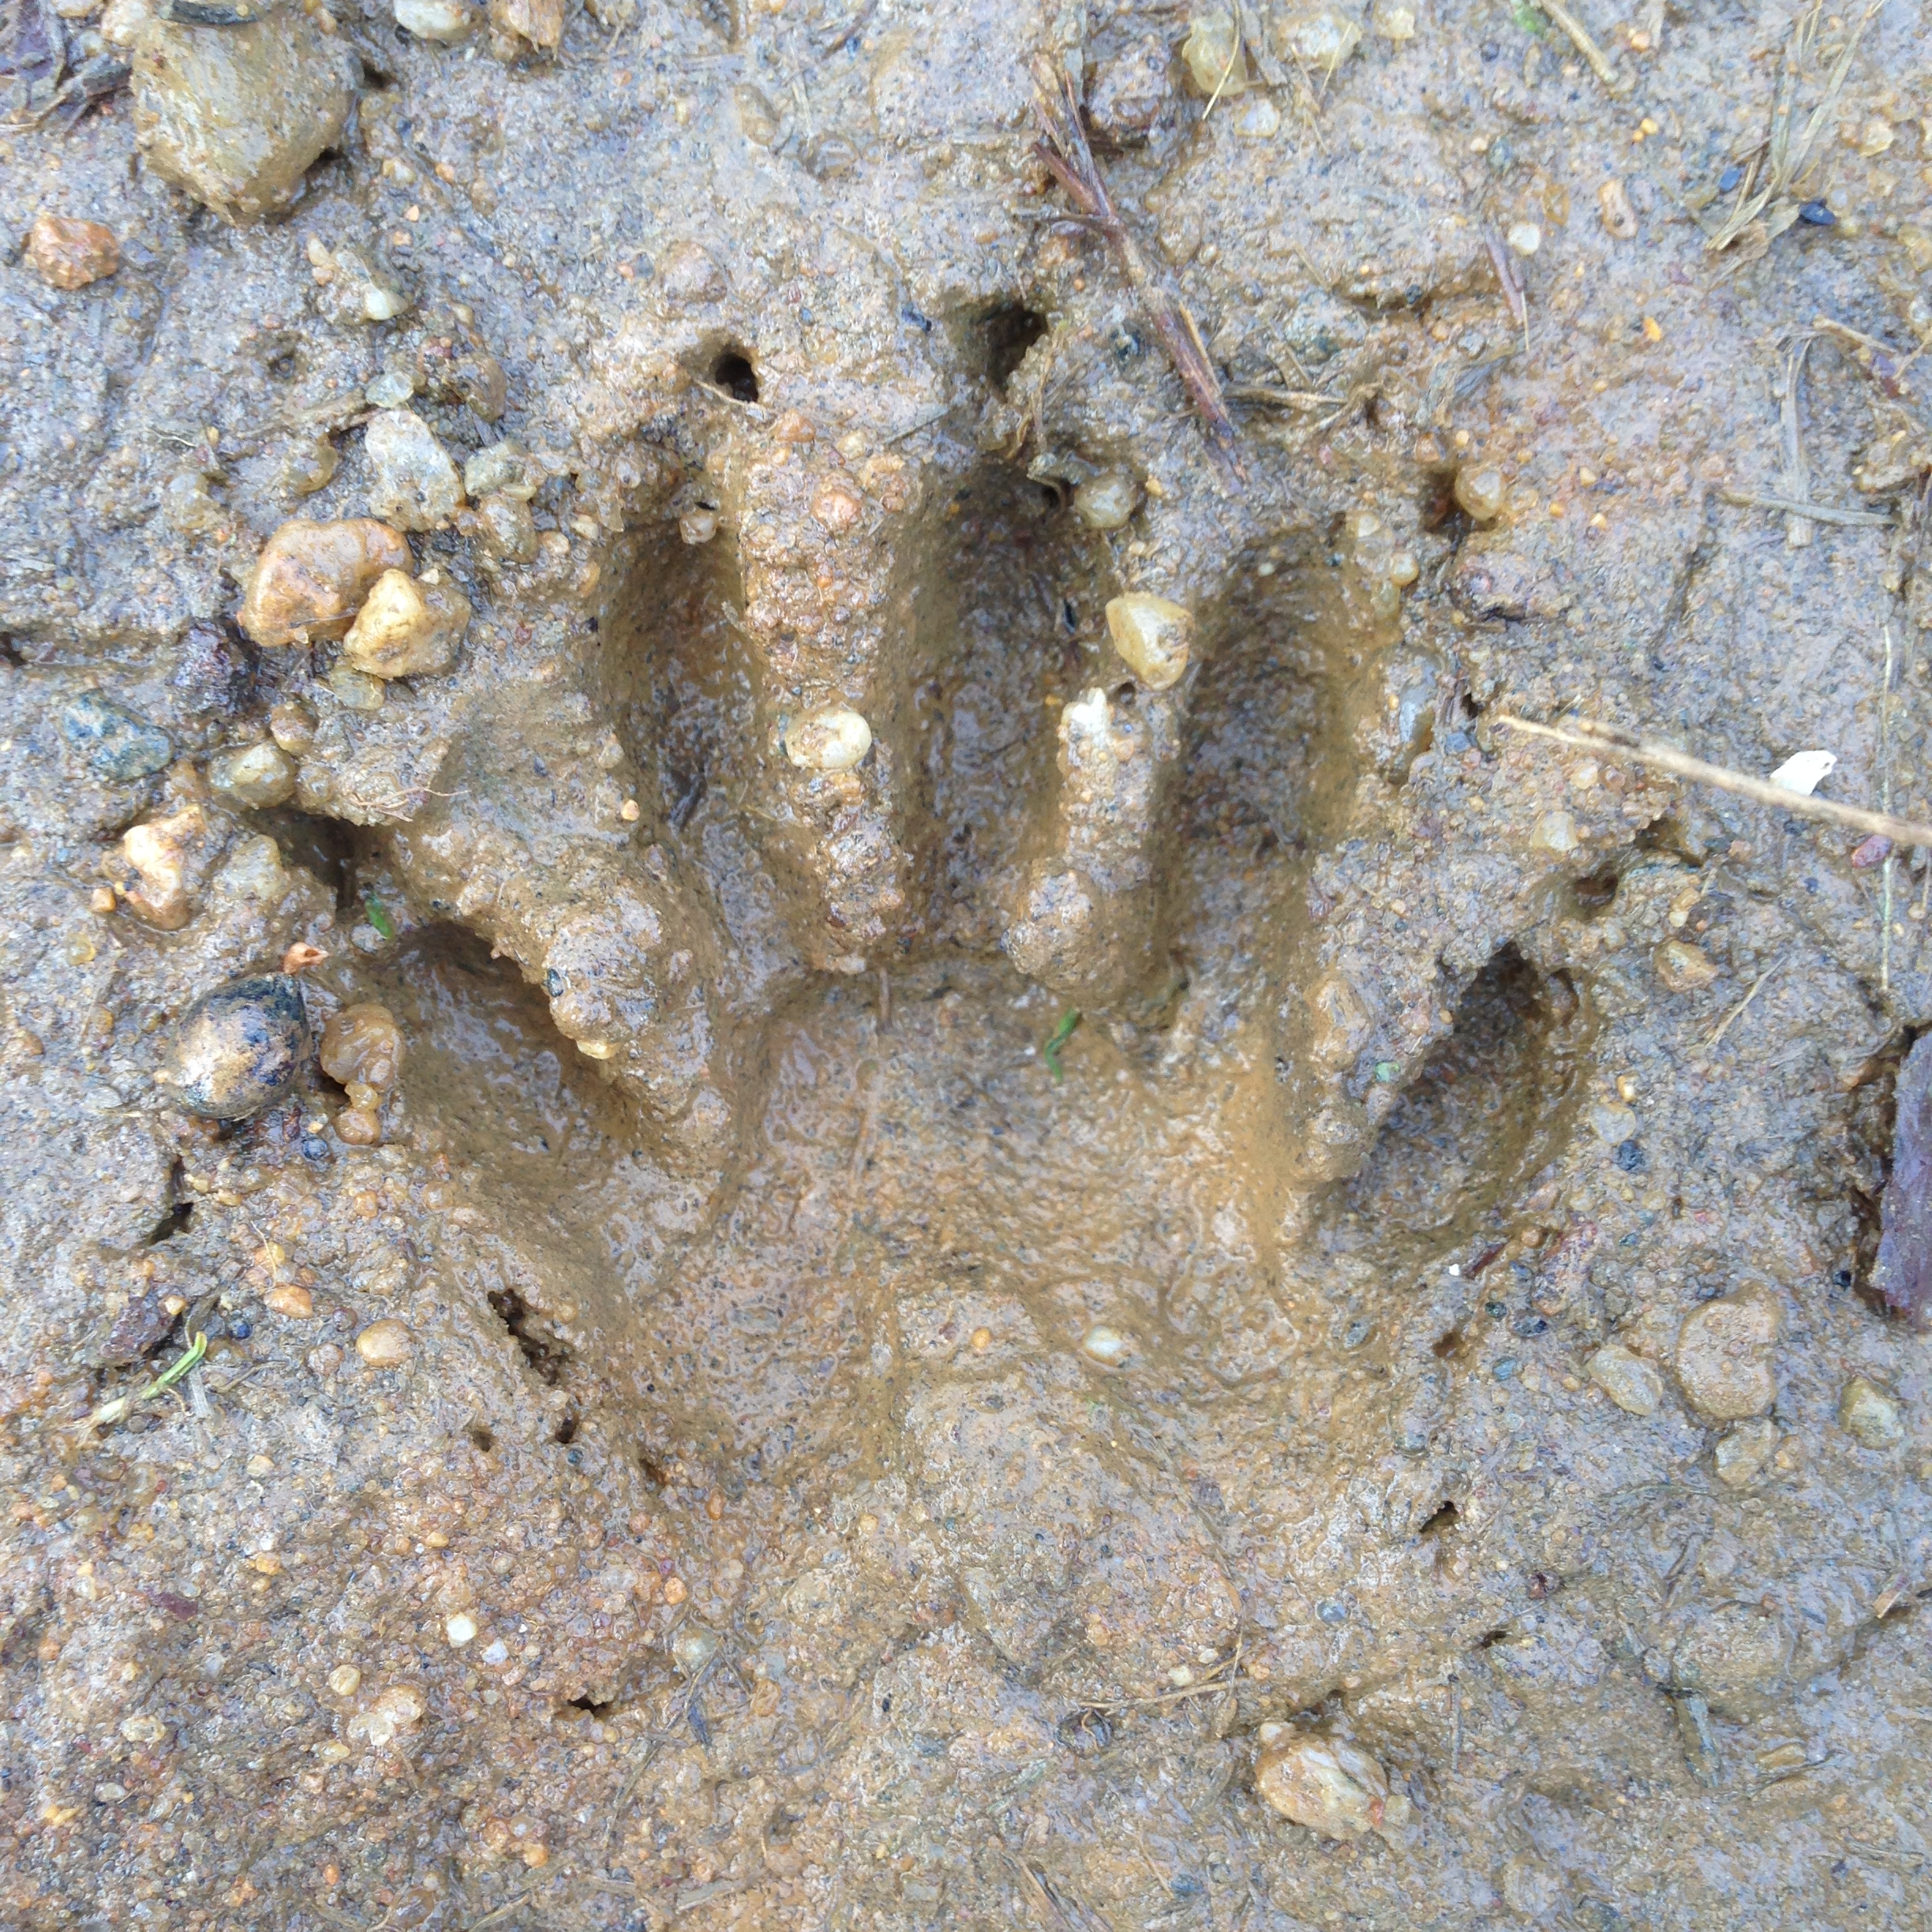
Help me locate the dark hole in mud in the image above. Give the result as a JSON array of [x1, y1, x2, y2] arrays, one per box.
[[1417, 1499, 1460, 1537], [636, 1447, 670, 1487], [1432, 1327, 1466, 1358], [1571, 863, 1620, 912], [565, 1694, 613, 1717], [466, 1424, 496, 1453], [552, 1410, 579, 1446], [1335, 945, 1589, 1248], [977, 301, 1048, 390], [488, 1287, 572, 1384], [711, 348, 760, 403], [146, 1185, 192, 1245]]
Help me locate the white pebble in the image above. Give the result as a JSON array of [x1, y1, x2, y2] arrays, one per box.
[[1105, 593, 1193, 691], [783, 705, 872, 773], [446, 1612, 478, 1647], [1080, 1324, 1133, 1365]]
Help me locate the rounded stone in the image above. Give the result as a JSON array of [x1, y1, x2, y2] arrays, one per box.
[[1253, 1733, 1398, 1840], [60, 690, 174, 782], [1105, 593, 1193, 690], [208, 740, 298, 807], [1452, 464, 1506, 522], [1586, 1342, 1662, 1417], [364, 410, 465, 532], [1713, 1417, 1777, 1487], [1080, 1324, 1132, 1365], [1838, 1376, 1903, 1448], [1673, 1294, 1778, 1421], [355, 1319, 414, 1368], [320, 1003, 405, 1091], [161, 975, 312, 1121], [1073, 471, 1140, 530], [784, 706, 872, 773], [672, 1625, 719, 1675]]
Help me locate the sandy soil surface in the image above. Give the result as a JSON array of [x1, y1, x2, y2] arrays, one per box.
[[2, 0, 1931, 1926]]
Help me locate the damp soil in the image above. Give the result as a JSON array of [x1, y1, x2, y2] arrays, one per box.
[[2, 2, 1932, 1929]]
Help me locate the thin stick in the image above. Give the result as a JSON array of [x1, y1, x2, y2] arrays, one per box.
[[1705, 959, 1783, 1052], [1032, 58, 1245, 490], [1718, 489, 1897, 528], [1778, 335, 1815, 549], [1541, 0, 1629, 95], [1493, 713, 1932, 847], [1883, 622, 1896, 991]]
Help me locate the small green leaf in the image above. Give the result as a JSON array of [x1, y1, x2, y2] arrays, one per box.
[[1043, 1008, 1082, 1083], [1511, 0, 1549, 34], [364, 894, 396, 941]]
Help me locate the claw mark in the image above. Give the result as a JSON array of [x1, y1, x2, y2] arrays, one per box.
[[1043, 1008, 1082, 1083]]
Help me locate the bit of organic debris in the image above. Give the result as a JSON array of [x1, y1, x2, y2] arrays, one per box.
[[1874, 1032, 1932, 1328], [79, 1328, 209, 1435], [1031, 57, 1245, 490], [1043, 1007, 1082, 1082], [1717, 489, 1897, 528], [1495, 713, 1932, 846], [1541, 0, 1629, 95]]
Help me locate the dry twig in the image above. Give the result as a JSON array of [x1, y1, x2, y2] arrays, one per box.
[[1495, 712, 1932, 847], [1718, 488, 1897, 528], [1031, 58, 1245, 490], [1541, 0, 1630, 95]]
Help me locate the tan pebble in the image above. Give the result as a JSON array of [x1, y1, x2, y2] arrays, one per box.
[[27, 214, 120, 290], [265, 1283, 315, 1317], [657, 238, 726, 303], [1532, 809, 1581, 857], [1181, 12, 1246, 95], [394, 0, 476, 42], [116, 806, 212, 930], [364, 410, 464, 532], [239, 519, 413, 648], [969, 1326, 992, 1351], [679, 508, 719, 545], [1597, 178, 1639, 238], [771, 410, 816, 444], [520, 1842, 549, 1868], [783, 705, 872, 772], [245, 1454, 275, 1476], [1838, 1376, 1903, 1448], [281, 942, 327, 974], [355, 1319, 414, 1367], [1713, 1417, 1777, 1487], [1253, 1733, 1400, 1839], [328, 1664, 362, 1696], [466, 491, 538, 564], [662, 1575, 687, 1604], [1275, 6, 1363, 73], [1673, 1294, 1778, 1420], [1586, 1342, 1662, 1416], [1073, 471, 1140, 530], [1105, 593, 1193, 690], [320, 1002, 404, 1088], [811, 481, 864, 535], [1653, 938, 1719, 993], [488, 0, 561, 53], [207, 741, 298, 808], [1453, 464, 1506, 522], [337, 1106, 381, 1145], [1080, 1324, 1132, 1365], [463, 440, 539, 500], [446, 1613, 478, 1647], [340, 567, 470, 678]]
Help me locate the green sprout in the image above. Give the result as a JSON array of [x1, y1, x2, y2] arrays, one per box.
[[1043, 1008, 1083, 1083], [364, 893, 397, 941], [1511, 0, 1549, 32], [79, 1328, 209, 1435]]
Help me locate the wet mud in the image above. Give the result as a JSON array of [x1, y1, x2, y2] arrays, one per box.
[[3, 0, 1931, 1926]]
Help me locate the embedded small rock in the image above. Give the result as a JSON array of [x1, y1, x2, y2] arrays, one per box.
[[1674, 1294, 1778, 1421], [239, 519, 413, 648], [161, 975, 312, 1120], [131, 10, 356, 224], [1714, 1417, 1777, 1487], [1073, 471, 1140, 530], [463, 440, 540, 502], [27, 214, 120, 290], [1181, 13, 1245, 96], [395, 0, 476, 40], [1654, 939, 1720, 993], [466, 492, 539, 564], [1670, 1604, 1790, 1715], [319, 1002, 404, 1091], [115, 805, 218, 929], [1586, 1343, 1662, 1417], [1105, 593, 1193, 691], [364, 411, 464, 532], [1838, 1376, 1903, 1448], [208, 741, 298, 808], [1453, 465, 1506, 522], [340, 568, 470, 679], [1272, 6, 1363, 73], [61, 691, 174, 781], [488, 0, 561, 56], [307, 239, 412, 326], [784, 706, 872, 773], [1253, 1732, 1402, 1840], [355, 1319, 414, 1367], [1088, 35, 1172, 143]]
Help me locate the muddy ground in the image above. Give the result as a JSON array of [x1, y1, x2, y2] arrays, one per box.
[[3, 0, 1932, 1926]]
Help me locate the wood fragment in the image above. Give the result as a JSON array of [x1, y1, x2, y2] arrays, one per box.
[[1874, 1032, 1932, 1328], [1541, 0, 1629, 95], [1031, 58, 1245, 490], [1718, 489, 1896, 528], [1493, 712, 1932, 846]]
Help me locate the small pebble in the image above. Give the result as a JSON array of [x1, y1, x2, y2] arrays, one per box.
[[320, 1005, 402, 1090], [27, 213, 121, 290], [328, 1664, 362, 1696], [307, 238, 413, 325], [679, 508, 720, 546], [1838, 1376, 1902, 1447], [1105, 593, 1193, 690], [1252, 1734, 1404, 1840], [784, 706, 872, 773], [469, 492, 540, 564], [1597, 177, 1639, 239], [446, 1612, 478, 1647], [364, 410, 465, 530], [1275, 6, 1362, 73], [1586, 1342, 1662, 1417], [1073, 471, 1140, 530], [1713, 1417, 1777, 1487], [162, 974, 313, 1120], [672, 1625, 719, 1675], [1653, 939, 1719, 993], [61, 690, 174, 781], [1080, 1324, 1133, 1365], [488, 0, 562, 56], [340, 568, 471, 679], [265, 1284, 315, 1317], [328, 667, 387, 712], [355, 1319, 415, 1368], [395, 0, 477, 41], [1797, 200, 1835, 227], [1453, 465, 1506, 522], [1506, 221, 1541, 256], [207, 741, 298, 807], [131, 9, 356, 223], [463, 440, 541, 501], [1673, 1294, 1778, 1421], [1180, 12, 1246, 96], [239, 519, 414, 648]]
